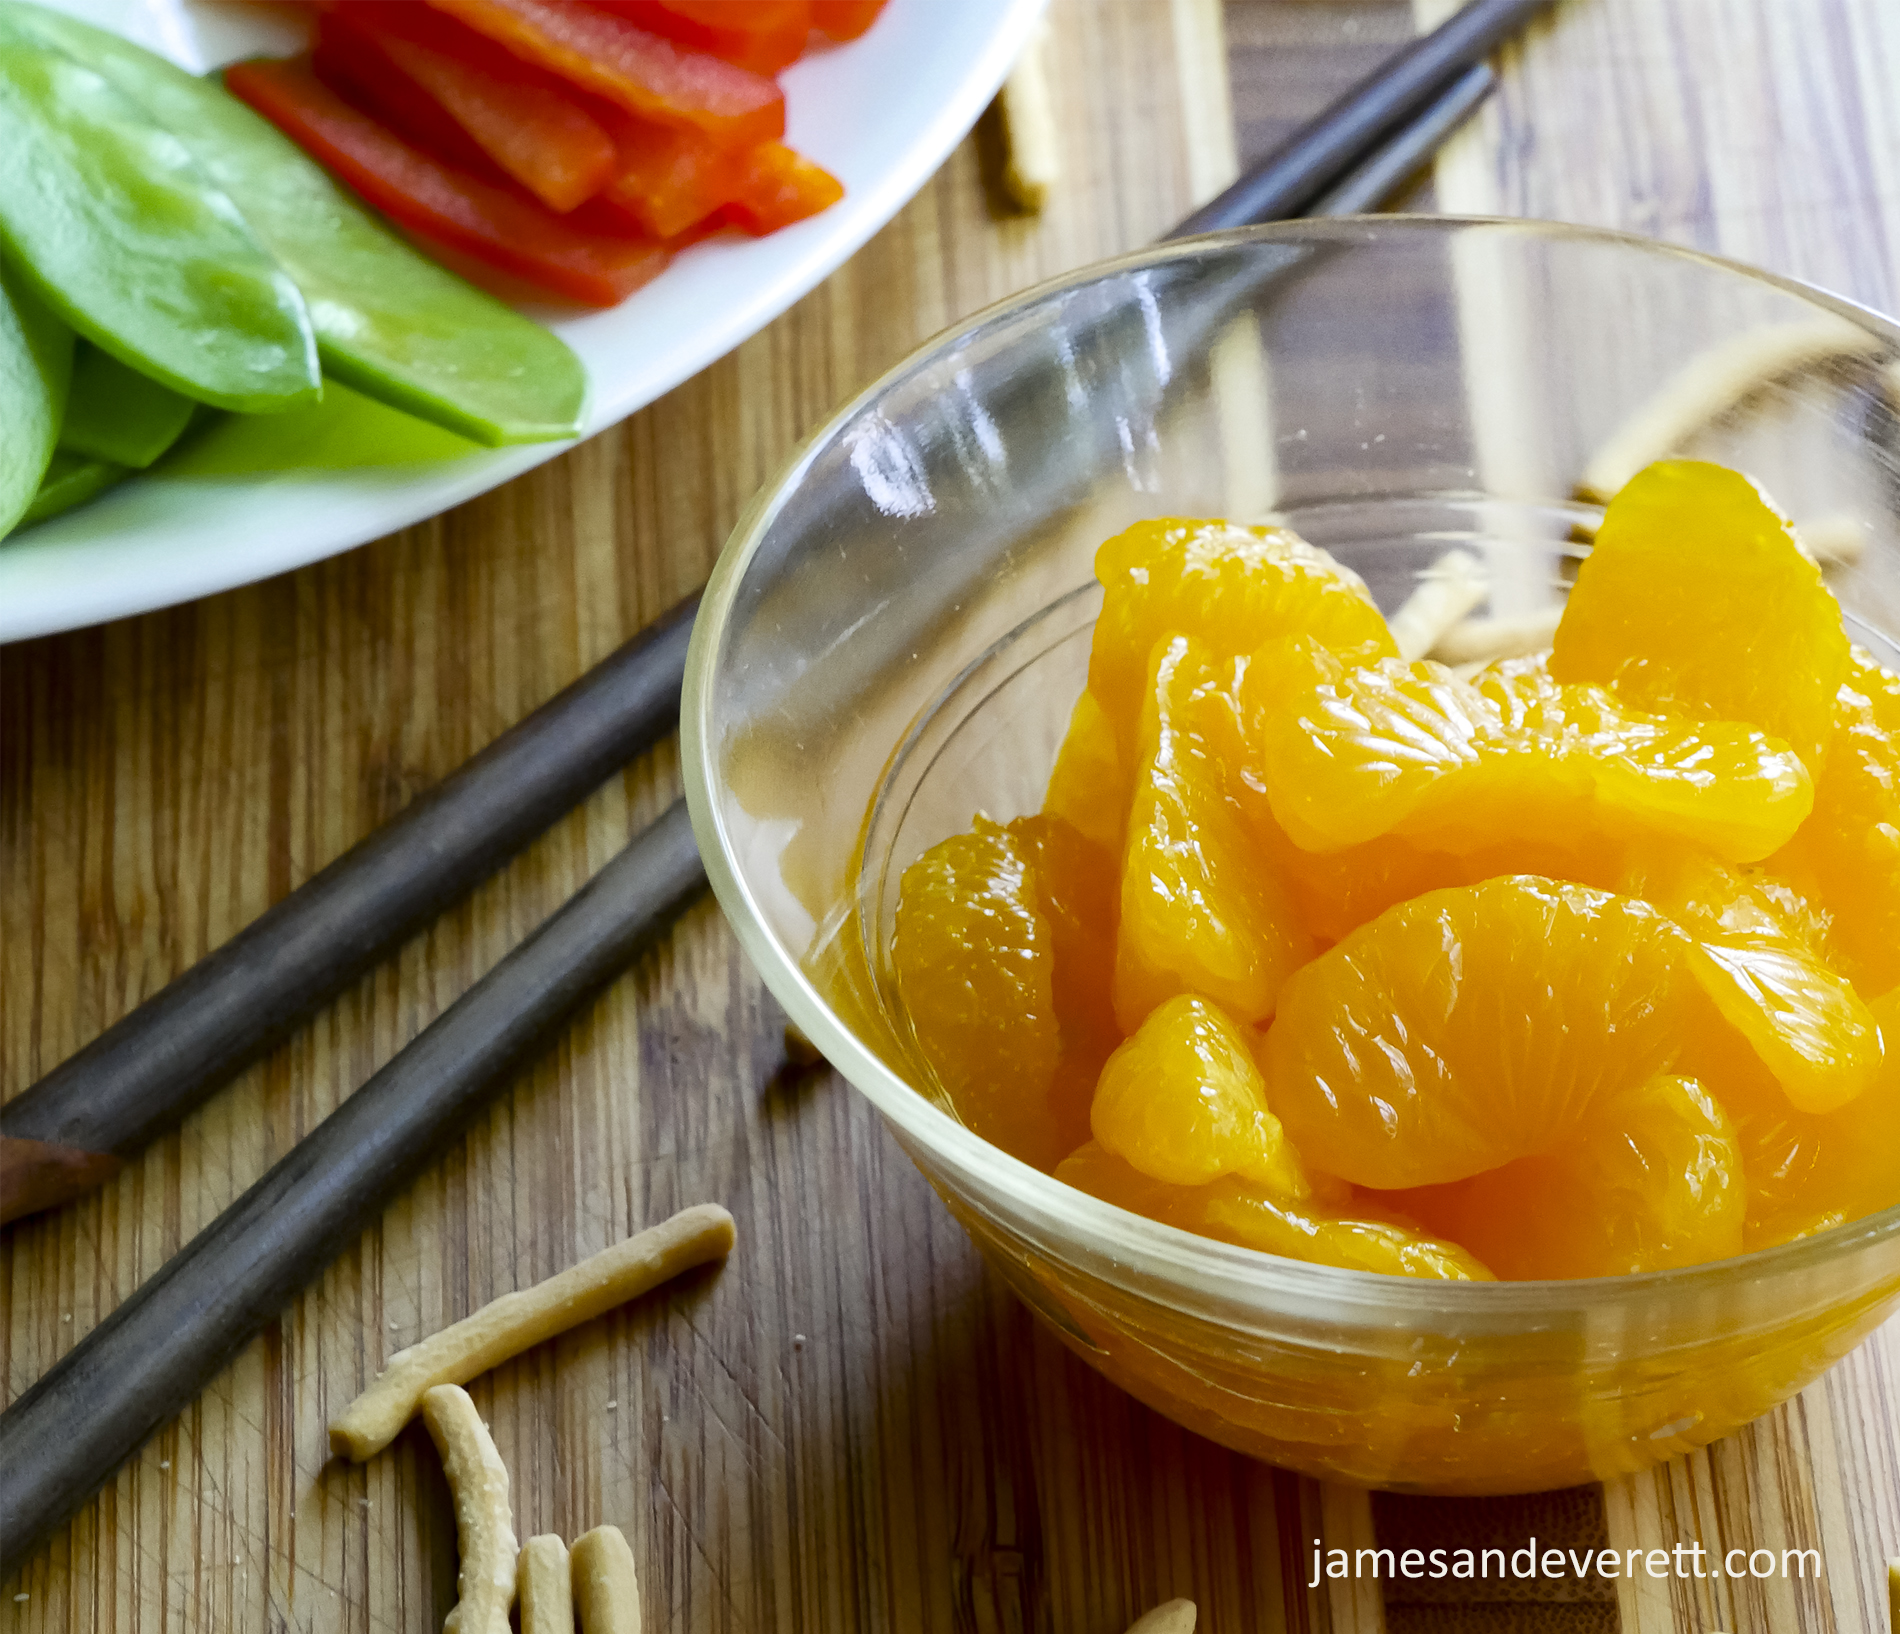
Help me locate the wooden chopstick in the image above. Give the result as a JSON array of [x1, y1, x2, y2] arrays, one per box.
[[0, 803, 706, 1560], [1169, 0, 1550, 237], [0, 595, 698, 1222], [1311, 62, 1496, 217], [0, 18, 1524, 1567]]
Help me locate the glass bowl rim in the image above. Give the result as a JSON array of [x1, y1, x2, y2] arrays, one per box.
[[682, 214, 1900, 1324]]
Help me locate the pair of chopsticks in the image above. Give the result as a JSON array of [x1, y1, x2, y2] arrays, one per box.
[[0, 0, 1554, 1566]]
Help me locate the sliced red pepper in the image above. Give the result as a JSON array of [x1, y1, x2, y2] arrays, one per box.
[[589, 113, 742, 237], [425, 0, 784, 149], [225, 55, 669, 306], [722, 141, 843, 235], [577, 1, 810, 76], [571, 195, 726, 253], [314, 12, 496, 176], [810, 0, 884, 41], [325, 4, 618, 212]]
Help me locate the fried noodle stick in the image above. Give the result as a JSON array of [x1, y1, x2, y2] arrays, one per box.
[[1429, 606, 1562, 667], [1577, 316, 1885, 503], [422, 1385, 519, 1634], [517, 1534, 574, 1634], [1127, 1599, 1197, 1634], [999, 21, 1059, 212], [1389, 549, 1488, 662], [332, 1203, 736, 1459], [572, 1524, 642, 1634]]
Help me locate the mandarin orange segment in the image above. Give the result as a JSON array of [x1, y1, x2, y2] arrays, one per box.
[[1115, 635, 1313, 1032], [1584, 706, 1811, 863], [1770, 649, 1900, 994], [1262, 828, 1465, 946], [1700, 991, 1900, 1249], [1241, 630, 1392, 707], [1452, 831, 1631, 897], [1264, 877, 1690, 1189], [1055, 1142, 1492, 1281], [1628, 847, 1880, 1114], [1194, 1188, 1495, 1280], [1234, 688, 1630, 943], [1685, 942, 1877, 1115], [1256, 652, 1810, 862], [1811, 988, 1900, 1223], [1007, 812, 1121, 1063], [892, 818, 1084, 1170], [1266, 826, 1623, 952], [1619, 840, 1794, 939], [1549, 460, 1850, 772], [1091, 994, 1309, 1194], [1254, 655, 1506, 852], [1242, 773, 1622, 947], [1470, 652, 1564, 725], [1043, 687, 1129, 856], [1088, 517, 1395, 742], [1506, 670, 1815, 862], [1391, 1074, 1744, 1279]]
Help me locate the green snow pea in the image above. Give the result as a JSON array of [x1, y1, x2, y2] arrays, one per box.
[[20, 450, 125, 529], [0, 8, 319, 415], [0, 259, 70, 538], [59, 342, 197, 468], [9, 4, 587, 447]]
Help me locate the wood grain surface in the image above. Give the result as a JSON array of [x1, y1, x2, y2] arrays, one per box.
[[6, 3, 1900, 1634]]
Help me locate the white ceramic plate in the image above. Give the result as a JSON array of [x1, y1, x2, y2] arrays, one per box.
[[0, 0, 1043, 641]]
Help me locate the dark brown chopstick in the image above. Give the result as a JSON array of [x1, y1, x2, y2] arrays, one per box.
[[1312, 62, 1496, 217], [0, 17, 1521, 1568], [0, 595, 697, 1221], [0, 802, 705, 1559], [1169, 0, 1549, 237]]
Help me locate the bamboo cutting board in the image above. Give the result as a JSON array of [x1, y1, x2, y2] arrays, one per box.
[[0, 5, 1378, 1633], [8, 4, 1900, 1634]]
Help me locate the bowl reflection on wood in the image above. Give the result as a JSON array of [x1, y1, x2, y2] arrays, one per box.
[[683, 218, 1900, 1493]]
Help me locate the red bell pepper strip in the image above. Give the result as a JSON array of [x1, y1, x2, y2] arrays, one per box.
[[425, 0, 784, 149], [722, 141, 843, 234], [313, 12, 497, 176], [575, 2, 809, 77], [225, 55, 669, 306], [590, 1, 811, 76], [810, 0, 884, 41], [326, 5, 618, 212], [570, 194, 725, 252], [592, 114, 742, 237]]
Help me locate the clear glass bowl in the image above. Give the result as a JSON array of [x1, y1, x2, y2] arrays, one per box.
[[682, 218, 1900, 1494]]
